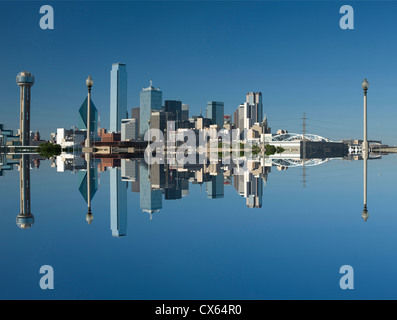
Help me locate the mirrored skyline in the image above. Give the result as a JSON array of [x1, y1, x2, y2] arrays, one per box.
[[0, 143, 387, 234], [2, 0, 397, 301]]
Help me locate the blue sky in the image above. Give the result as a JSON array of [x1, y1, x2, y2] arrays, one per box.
[[1, 1, 397, 143]]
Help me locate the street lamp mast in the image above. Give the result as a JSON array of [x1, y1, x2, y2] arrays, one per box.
[[361, 78, 369, 222], [85, 76, 94, 224]]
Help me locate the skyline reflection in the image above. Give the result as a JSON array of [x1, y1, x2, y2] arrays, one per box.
[[0, 143, 383, 235]]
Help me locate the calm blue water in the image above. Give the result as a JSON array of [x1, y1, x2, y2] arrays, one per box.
[[1, 154, 397, 300]]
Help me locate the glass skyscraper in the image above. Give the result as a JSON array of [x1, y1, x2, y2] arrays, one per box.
[[139, 81, 162, 139], [246, 92, 263, 123], [139, 161, 162, 217], [110, 63, 127, 133], [233, 92, 264, 138], [110, 167, 127, 237], [206, 172, 225, 199], [206, 101, 224, 127]]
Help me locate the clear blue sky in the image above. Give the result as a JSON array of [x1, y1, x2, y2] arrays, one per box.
[[1, 1, 397, 143]]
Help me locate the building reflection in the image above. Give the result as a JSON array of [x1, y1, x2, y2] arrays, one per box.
[[362, 150, 369, 222], [140, 161, 162, 220], [110, 166, 127, 237], [77, 153, 98, 224], [2, 144, 380, 234], [16, 154, 34, 229]]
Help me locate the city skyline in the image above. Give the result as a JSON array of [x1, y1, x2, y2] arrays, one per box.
[[3, 0, 397, 302], [1, 2, 397, 144]]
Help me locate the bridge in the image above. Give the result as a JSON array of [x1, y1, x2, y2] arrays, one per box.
[[271, 158, 331, 168], [4, 145, 39, 154], [268, 133, 346, 168], [271, 133, 332, 142]]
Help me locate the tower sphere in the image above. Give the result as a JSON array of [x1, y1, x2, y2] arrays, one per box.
[[16, 213, 34, 229], [16, 71, 34, 86]]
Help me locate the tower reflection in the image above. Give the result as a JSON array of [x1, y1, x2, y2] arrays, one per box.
[[16, 155, 34, 229], [362, 151, 369, 222]]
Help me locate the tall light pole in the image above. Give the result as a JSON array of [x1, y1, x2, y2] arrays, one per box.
[[85, 76, 93, 148], [85, 76, 94, 224], [361, 78, 369, 222], [362, 78, 369, 156], [86, 152, 93, 225]]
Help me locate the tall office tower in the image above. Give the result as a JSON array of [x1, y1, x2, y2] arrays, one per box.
[[246, 92, 263, 123], [206, 101, 224, 127], [234, 102, 261, 139], [233, 106, 241, 131], [237, 103, 246, 130], [164, 167, 182, 200], [206, 172, 225, 199], [131, 107, 140, 134], [16, 155, 34, 229], [139, 80, 162, 139], [131, 107, 140, 119], [110, 167, 127, 237], [121, 159, 140, 192], [164, 100, 182, 125], [110, 63, 127, 133], [150, 111, 178, 139], [244, 171, 263, 208], [181, 104, 189, 122], [233, 172, 246, 197], [233, 103, 248, 138], [16, 71, 34, 146], [181, 178, 189, 197], [139, 161, 162, 218]]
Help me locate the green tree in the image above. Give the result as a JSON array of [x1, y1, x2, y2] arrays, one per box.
[[37, 142, 62, 158], [265, 144, 285, 155]]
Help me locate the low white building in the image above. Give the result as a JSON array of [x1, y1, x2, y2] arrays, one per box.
[[121, 119, 138, 141], [56, 153, 85, 173], [56, 128, 86, 148]]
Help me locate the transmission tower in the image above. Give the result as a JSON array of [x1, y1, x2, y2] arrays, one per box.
[[302, 112, 307, 188]]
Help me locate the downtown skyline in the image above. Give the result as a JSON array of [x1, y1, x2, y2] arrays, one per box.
[[1, 1, 397, 144], [3, 1, 397, 302]]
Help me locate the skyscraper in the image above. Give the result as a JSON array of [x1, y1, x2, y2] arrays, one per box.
[[233, 92, 264, 138], [206, 101, 224, 127], [139, 80, 162, 139], [164, 100, 182, 125], [139, 161, 162, 219], [233, 104, 245, 133], [110, 167, 127, 237], [16, 71, 34, 146], [181, 104, 189, 122], [206, 172, 225, 199], [131, 107, 140, 135], [246, 92, 263, 123], [110, 63, 127, 133], [243, 170, 263, 208]]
